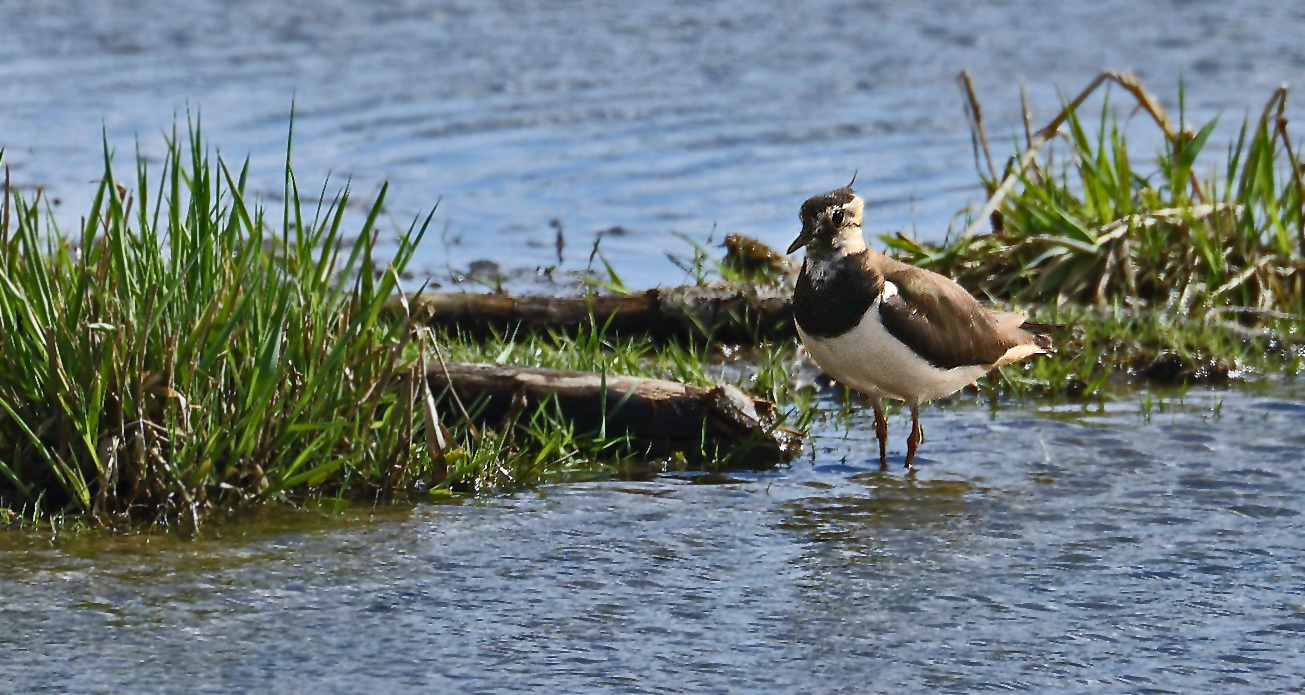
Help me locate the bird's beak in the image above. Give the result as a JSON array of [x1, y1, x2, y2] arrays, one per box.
[[786, 223, 814, 255]]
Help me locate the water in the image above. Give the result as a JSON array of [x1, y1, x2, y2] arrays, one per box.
[[4, 384, 1305, 693], [4, 1, 1305, 692], [3, 0, 1304, 288]]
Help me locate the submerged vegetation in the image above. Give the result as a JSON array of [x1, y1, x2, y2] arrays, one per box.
[[3, 72, 1305, 528]]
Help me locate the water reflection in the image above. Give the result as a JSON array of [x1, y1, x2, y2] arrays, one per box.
[[782, 474, 975, 542]]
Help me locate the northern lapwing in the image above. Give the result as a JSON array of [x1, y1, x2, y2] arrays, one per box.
[[787, 183, 1052, 469]]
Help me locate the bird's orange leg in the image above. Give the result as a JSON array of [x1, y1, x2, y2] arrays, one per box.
[[905, 404, 922, 469]]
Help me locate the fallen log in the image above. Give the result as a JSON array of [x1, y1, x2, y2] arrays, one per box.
[[397, 285, 797, 344], [398, 286, 1051, 348], [422, 362, 801, 468]]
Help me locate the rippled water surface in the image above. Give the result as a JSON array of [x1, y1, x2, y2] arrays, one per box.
[[4, 383, 1305, 693], [4, 0, 1305, 288], [5, 1, 1305, 693]]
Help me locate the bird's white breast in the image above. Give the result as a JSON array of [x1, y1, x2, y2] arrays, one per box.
[[798, 284, 989, 405]]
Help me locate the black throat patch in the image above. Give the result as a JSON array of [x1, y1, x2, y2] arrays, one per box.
[[793, 250, 882, 338]]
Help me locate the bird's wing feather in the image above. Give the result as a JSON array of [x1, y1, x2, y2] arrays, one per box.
[[876, 265, 1035, 370]]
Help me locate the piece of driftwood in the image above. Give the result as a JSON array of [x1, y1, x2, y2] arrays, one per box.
[[422, 362, 801, 467], [399, 285, 796, 343]]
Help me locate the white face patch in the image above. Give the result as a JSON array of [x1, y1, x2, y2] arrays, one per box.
[[836, 200, 863, 228], [829, 197, 867, 251], [803, 199, 870, 287]]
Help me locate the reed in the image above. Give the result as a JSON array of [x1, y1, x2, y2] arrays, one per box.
[[9, 75, 1304, 528], [0, 122, 816, 527], [0, 118, 447, 526], [891, 72, 1305, 321]]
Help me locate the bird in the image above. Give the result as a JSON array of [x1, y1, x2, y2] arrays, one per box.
[[787, 181, 1051, 469]]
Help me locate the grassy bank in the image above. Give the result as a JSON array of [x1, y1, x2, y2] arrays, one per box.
[[0, 121, 441, 526], [895, 73, 1305, 326], [4, 75, 1305, 529], [884, 73, 1305, 395], [0, 123, 814, 528]]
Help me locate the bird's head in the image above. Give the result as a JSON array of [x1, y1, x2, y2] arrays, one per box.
[[787, 179, 866, 257]]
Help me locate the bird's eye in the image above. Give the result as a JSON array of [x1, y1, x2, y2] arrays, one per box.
[[831, 209, 845, 226]]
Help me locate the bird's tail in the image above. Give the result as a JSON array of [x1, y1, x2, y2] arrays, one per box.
[[1020, 321, 1057, 352], [992, 310, 1057, 353]]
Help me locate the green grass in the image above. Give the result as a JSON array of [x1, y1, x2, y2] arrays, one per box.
[[981, 302, 1297, 400], [0, 122, 818, 528], [891, 75, 1305, 317], [7, 76, 1305, 530], [870, 75, 1305, 399], [0, 118, 449, 526], [429, 323, 816, 479]]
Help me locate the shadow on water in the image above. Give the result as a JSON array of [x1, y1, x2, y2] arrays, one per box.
[[781, 473, 976, 543], [756, 380, 1305, 692]]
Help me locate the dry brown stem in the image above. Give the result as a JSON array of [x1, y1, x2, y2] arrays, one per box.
[[959, 70, 1201, 240]]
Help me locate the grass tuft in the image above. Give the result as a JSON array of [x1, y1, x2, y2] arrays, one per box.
[[0, 118, 440, 526], [0, 124, 819, 529], [891, 74, 1305, 320], [11, 75, 1305, 529]]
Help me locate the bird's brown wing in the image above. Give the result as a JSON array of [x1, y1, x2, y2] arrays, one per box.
[[877, 264, 1037, 370]]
